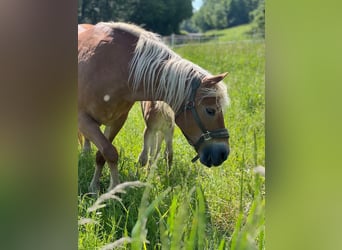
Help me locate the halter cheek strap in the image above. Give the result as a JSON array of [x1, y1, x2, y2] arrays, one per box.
[[176, 79, 230, 162]]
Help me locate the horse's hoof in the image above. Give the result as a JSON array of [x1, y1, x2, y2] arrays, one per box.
[[138, 155, 147, 166], [89, 182, 100, 196]]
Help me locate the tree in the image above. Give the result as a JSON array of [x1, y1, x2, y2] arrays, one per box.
[[78, 0, 192, 35], [191, 0, 263, 31], [193, 0, 227, 31], [180, 18, 201, 33], [129, 0, 192, 35], [228, 0, 249, 27], [250, 0, 265, 37]]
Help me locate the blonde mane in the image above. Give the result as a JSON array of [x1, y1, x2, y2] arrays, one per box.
[[98, 22, 229, 112]]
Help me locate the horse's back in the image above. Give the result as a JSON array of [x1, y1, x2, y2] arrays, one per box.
[[78, 23, 140, 77], [78, 23, 94, 34]]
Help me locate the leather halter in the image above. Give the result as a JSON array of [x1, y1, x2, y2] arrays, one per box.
[[176, 78, 230, 162]]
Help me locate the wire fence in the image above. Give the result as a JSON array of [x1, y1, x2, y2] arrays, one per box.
[[162, 33, 264, 48]]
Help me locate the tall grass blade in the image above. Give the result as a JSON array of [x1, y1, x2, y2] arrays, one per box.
[[78, 217, 98, 226], [229, 212, 243, 250], [185, 208, 198, 250], [159, 216, 169, 250], [167, 193, 179, 238], [184, 186, 206, 250], [101, 237, 132, 250], [196, 186, 206, 250], [239, 154, 245, 214], [258, 227, 265, 250], [218, 238, 225, 250], [131, 185, 171, 250], [253, 129, 258, 166], [229, 183, 265, 250], [87, 181, 146, 212], [169, 191, 190, 250]]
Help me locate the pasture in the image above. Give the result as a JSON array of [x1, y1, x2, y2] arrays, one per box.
[[78, 37, 265, 249]]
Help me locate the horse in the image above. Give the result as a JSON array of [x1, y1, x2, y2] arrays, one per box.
[[138, 101, 175, 167], [78, 22, 230, 193]]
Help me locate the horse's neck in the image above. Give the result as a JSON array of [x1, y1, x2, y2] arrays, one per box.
[[142, 79, 189, 114], [130, 56, 198, 112]]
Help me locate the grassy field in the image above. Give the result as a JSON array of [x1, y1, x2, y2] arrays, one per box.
[[78, 29, 265, 249], [203, 24, 259, 42]]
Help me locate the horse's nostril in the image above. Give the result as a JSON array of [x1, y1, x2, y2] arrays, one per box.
[[221, 149, 229, 161], [221, 152, 226, 160], [213, 148, 229, 166], [206, 154, 212, 166]]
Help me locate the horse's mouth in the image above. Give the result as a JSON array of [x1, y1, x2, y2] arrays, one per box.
[[199, 143, 229, 167], [200, 156, 222, 168], [201, 158, 213, 168]]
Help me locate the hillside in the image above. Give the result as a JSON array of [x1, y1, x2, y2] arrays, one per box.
[[204, 24, 260, 42]]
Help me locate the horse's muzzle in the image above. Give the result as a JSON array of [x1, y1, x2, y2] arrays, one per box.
[[199, 143, 229, 167]]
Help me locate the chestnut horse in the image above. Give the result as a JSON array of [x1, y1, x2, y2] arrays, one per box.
[[78, 22, 230, 192]]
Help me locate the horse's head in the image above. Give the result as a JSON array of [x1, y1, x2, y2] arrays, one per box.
[[176, 72, 230, 167]]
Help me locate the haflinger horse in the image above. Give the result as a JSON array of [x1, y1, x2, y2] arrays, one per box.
[[138, 101, 175, 167], [78, 22, 230, 193]]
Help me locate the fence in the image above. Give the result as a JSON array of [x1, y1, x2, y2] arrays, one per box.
[[162, 33, 217, 47], [162, 33, 264, 47]]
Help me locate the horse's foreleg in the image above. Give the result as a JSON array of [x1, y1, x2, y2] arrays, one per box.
[[96, 114, 130, 191], [78, 113, 119, 193], [102, 126, 119, 191]]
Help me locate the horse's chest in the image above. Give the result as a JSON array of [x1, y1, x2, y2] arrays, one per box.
[[89, 97, 132, 125]]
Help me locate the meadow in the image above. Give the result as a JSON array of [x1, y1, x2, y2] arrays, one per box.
[[78, 27, 265, 249]]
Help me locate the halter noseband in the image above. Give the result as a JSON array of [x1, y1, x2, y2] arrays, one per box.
[[176, 78, 230, 163]]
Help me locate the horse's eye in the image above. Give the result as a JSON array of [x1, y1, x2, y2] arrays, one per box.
[[206, 107, 216, 116]]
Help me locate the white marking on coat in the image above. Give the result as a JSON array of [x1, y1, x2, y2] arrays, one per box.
[[104, 94, 110, 102]]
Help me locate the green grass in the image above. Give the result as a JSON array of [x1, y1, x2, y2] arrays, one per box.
[[204, 24, 257, 42], [78, 39, 265, 249]]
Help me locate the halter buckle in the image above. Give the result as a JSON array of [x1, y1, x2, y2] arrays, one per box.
[[203, 131, 212, 141]]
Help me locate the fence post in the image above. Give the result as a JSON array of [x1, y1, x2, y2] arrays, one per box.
[[171, 33, 175, 48]]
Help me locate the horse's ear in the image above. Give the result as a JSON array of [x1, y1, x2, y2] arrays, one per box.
[[202, 72, 229, 86]]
